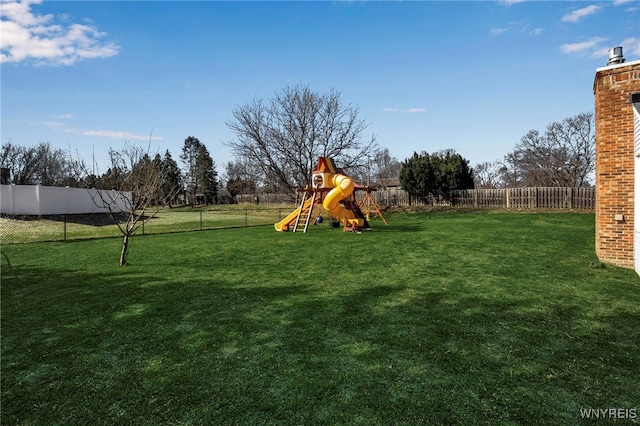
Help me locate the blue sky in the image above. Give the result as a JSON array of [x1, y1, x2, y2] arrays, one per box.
[[2, 0, 639, 180]]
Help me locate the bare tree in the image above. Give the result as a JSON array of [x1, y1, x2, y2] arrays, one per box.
[[370, 148, 401, 188], [545, 112, 595, 187], [498, 151, 523, 188], [92, 142, 176, 266], [1, 141, 43, 184], [0, 141, 86, 186], [474, 160, 503, 188], [223, 157, 260, 196], [225, 84, 377, 194], [502, 112, 595, 187]]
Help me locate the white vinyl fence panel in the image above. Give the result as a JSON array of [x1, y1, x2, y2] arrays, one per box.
[[0, 185, 131, 215]]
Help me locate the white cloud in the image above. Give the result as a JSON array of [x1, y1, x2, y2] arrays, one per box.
[[621, 37, 640, 57], [65, 129, 163, 141], [490, 21, 543, 37], [0, 0, 52, 26], [42, 121, 65, 128], [561, 37, 640, 61], [490, 27, 509, 36], [381, 107, 426, 113], [560, 37, 607, 55], [0, 0, 119, 66], [588, 38, 640, 60], [498, 0, 525, 6], [561, 5, 601, 23], [609, 0, 637, 13], [591, 46, 612, 59]]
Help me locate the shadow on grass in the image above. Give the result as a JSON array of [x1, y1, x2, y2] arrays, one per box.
[[2, 264, 639, 425]]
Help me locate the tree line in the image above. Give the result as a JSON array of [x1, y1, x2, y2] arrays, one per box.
[[2, 85, 595, 206], [224, 86, 594, 198], [398, 112, 595, 202], [1, 136, 218, 207]]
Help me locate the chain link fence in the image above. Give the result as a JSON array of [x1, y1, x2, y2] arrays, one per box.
[[0, 208, 292, 244]]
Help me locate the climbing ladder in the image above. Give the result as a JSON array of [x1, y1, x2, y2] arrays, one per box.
[[293, 190, 318, 233]]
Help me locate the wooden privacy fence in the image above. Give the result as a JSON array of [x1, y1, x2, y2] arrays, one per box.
[[449, 187, 595, 209], [237, 187, 595, 210]]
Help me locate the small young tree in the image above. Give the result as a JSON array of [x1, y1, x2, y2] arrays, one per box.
[[92, 142, 177, 266]]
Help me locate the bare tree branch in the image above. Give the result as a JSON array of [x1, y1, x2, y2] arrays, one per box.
[[87, 138, 180, 266], [501, 112, 595, 187], [225, 84, 377, 194]]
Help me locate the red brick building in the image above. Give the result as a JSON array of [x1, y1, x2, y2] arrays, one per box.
[[593, 47, 640, 273]]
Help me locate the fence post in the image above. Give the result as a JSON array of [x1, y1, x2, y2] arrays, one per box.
[[64, 215, 67, 241], [568, 187, 573, 209]]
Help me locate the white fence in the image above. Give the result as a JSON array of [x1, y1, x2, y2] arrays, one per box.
[[0, 185, 132, 215]]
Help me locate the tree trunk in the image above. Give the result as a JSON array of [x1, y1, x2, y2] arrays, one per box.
[[120, 233, 130, 266]]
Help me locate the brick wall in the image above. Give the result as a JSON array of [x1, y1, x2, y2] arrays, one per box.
[[593, 61, 640, 268]]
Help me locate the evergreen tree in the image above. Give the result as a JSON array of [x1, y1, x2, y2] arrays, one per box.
[[180, 136, 218, 205], [160, 150, 182, 207], [400, 150, 474, 203], [181, 136, 202, 206], [196, 143, 218, 205]]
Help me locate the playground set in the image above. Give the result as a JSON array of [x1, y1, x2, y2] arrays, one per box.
[[274, 157, 387, 233]]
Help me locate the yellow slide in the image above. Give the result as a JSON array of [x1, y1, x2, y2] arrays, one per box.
[[274, 197, 315, 232], [323, 174, 364, 228]]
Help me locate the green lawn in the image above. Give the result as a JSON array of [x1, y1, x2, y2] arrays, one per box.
[[1, 212, 639, 425]]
